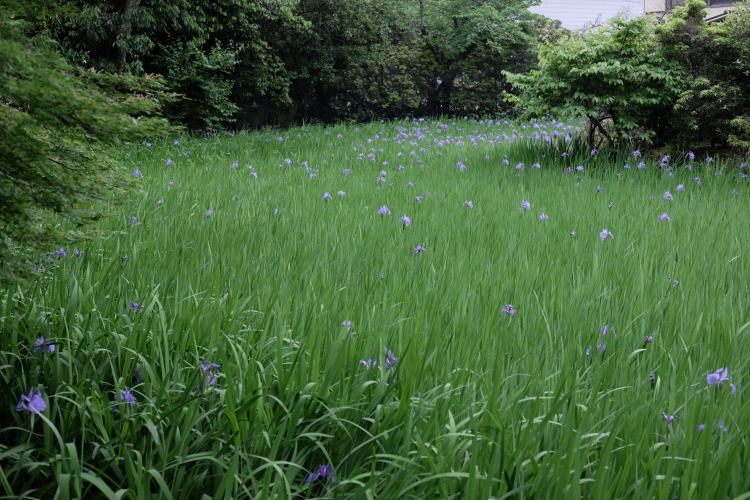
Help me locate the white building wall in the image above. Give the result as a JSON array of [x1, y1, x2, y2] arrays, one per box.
[[644, 0, 667, 13], [529, 0, 644, 30]]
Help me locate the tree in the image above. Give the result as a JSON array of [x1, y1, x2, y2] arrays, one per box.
[[506, 16, 681, 148], [38, 0, 306, 130], [708, 2, 750, 152], [0, 14, 172, 280], [419, 0, 541, 116]]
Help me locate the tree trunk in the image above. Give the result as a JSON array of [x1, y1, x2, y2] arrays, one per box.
[[116, 0, 141, 73]]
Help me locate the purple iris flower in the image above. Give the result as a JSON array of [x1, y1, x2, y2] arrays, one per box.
[[342, 320, 353, 331], [378, 205, 391, 216], [343, 169, 351, 175], [200, 361, 221, 372], [130, 216, 138, 225], [113, 387, 137, 409], [599, 229, 614, 240], [538, 213, 548, 221], [406, 182, 415, 187], [415, 196, 423, 203], [686, 151, 695, 161], [697, 424, 706, 432], [322, 192, 332, 200], [516, 163, 525, 170], [576, 165, 584, 172], [464, 200, 474, 208], [596, 186, 603, 193], [520, 200, 531, 211], [156, 199, 164, 206], [658, 213, 671, 222], [337, 191, 346, 197], [33, 336, 55, 354], [384, 348, 398, 369], [413, 245, 426, 254], [632, 150, 642, 158], [130, 302, 139, 312], [200, 361, 221, 387], [360, 359, 377, 369], [661, 412, 677, 424], [52, 248, 67, 258], [165, 159, 173, 166], [707, 368, 735, 395], [591, 149, 598, 156], [16, 389, 46, 414], [120, 387, 137, 404], [500, 304, 516, 316], [675, 184, 685, 192], [400, 215, 411, 227], [306, 464, 336, 484], [134, 169, 143, 177], [457, 161, 467, 171], [205, 210, 214, 216]]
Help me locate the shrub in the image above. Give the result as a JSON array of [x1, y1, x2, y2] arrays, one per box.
[[505, 16, 681, 149], [0, 16, 172, 281]]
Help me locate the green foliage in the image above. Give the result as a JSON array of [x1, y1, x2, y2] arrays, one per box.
[[0, 16, 172, 280], [654, 0, 744, 147], [161, 41, 238, 130], [11, 0, 542, 129], [506, 17, 681, 148], [421, 0, 541, 116], [712, 2, 750, 152], [508, 0, 750, 152], [38, 0, 306, 130]]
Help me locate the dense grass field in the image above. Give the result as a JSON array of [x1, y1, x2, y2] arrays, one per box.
[[2, 118, 750, 499]]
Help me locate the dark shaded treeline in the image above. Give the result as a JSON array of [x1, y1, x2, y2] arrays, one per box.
[[8, 0, 564, 130]]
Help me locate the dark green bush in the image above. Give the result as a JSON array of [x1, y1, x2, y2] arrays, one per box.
[[0, 16, 172, 280]]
